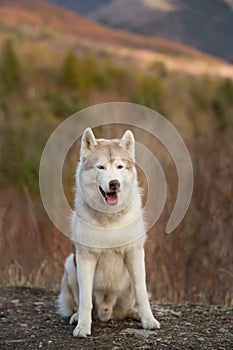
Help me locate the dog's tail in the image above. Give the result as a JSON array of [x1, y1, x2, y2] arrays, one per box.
[[57, 253, 78, 317]]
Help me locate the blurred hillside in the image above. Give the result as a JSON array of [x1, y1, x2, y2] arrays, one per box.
[[0, 0, 232, 306], [47, 0, 233, 63], [0, 0, 233, 77]]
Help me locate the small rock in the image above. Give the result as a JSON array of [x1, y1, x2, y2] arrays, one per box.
[[198, 337, 205, 342], [20, 323, 28, 327], [219, 328, 227, 333], [180, 332, 187, 336], [170, 310, 182, 317], [34, 302, 45, 306], [120, 328, 157, 338]]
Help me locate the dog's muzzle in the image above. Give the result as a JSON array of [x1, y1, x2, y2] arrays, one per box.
[[99, 180, 120, 206]]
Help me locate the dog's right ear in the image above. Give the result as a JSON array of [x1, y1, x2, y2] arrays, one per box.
[[81, 128, 97, 157]]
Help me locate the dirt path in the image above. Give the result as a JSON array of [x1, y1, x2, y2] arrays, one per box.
[[0, 287, 232, 349]]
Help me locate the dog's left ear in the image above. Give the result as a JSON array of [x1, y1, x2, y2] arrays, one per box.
[[81, 128, 97, 157], [120, 130, 135, 161]]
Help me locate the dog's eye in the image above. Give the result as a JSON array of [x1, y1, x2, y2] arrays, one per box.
[[117, 165, 124, 169], [97, 165, 105, 170]]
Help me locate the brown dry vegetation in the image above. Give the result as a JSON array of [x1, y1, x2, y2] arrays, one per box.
[[0, 0, 232, 308]]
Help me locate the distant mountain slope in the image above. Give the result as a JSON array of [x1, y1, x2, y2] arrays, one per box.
[[47, 0, 233, 63], [45, 0, 112, 14], [1, 0, 233, 78]]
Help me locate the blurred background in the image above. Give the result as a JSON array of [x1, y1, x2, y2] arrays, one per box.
[[0, 0, 232, 306]]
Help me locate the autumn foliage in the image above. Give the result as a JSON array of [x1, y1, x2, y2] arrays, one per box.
[[0, 36, 232, 307]]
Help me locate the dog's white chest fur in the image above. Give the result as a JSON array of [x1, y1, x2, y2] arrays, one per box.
[[94, 248, 129, 292]]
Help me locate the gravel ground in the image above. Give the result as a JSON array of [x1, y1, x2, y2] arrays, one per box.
[[0, 286, 232, 350]]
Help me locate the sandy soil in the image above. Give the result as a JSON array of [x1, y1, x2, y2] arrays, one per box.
[[0, 286, 232, 350]]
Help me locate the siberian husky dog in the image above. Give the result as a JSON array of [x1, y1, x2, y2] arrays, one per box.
[[58, 127, 160, 337]]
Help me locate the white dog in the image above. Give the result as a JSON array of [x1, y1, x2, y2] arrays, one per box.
[[58, 128, 160, 337]]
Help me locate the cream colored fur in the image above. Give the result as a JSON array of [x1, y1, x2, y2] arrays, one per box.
[[58, 128, 160, 337]]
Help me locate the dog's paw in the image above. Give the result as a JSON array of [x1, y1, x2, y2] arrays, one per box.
[[142, 316, 160, 330], [69, 312, 78, 325], [73, 324, 91, 338]]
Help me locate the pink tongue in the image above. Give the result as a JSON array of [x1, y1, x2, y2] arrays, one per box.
[[106, 192, 118, 206]]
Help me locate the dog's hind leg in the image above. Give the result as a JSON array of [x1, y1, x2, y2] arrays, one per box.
[[57, 272, 75, 317], [57, 253, 79, 318]]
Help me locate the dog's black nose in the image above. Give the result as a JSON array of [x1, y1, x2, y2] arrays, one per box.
[[109, 179, 120, 191]]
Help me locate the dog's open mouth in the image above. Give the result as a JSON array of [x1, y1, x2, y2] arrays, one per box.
[[99, 187, 118, 206]]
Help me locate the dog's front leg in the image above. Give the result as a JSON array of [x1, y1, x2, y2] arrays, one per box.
[[73, 252, 96, 338], [125, 247, 160, 330]]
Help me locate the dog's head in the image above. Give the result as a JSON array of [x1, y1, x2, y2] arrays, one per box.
[[77, 127, 137, 213]]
